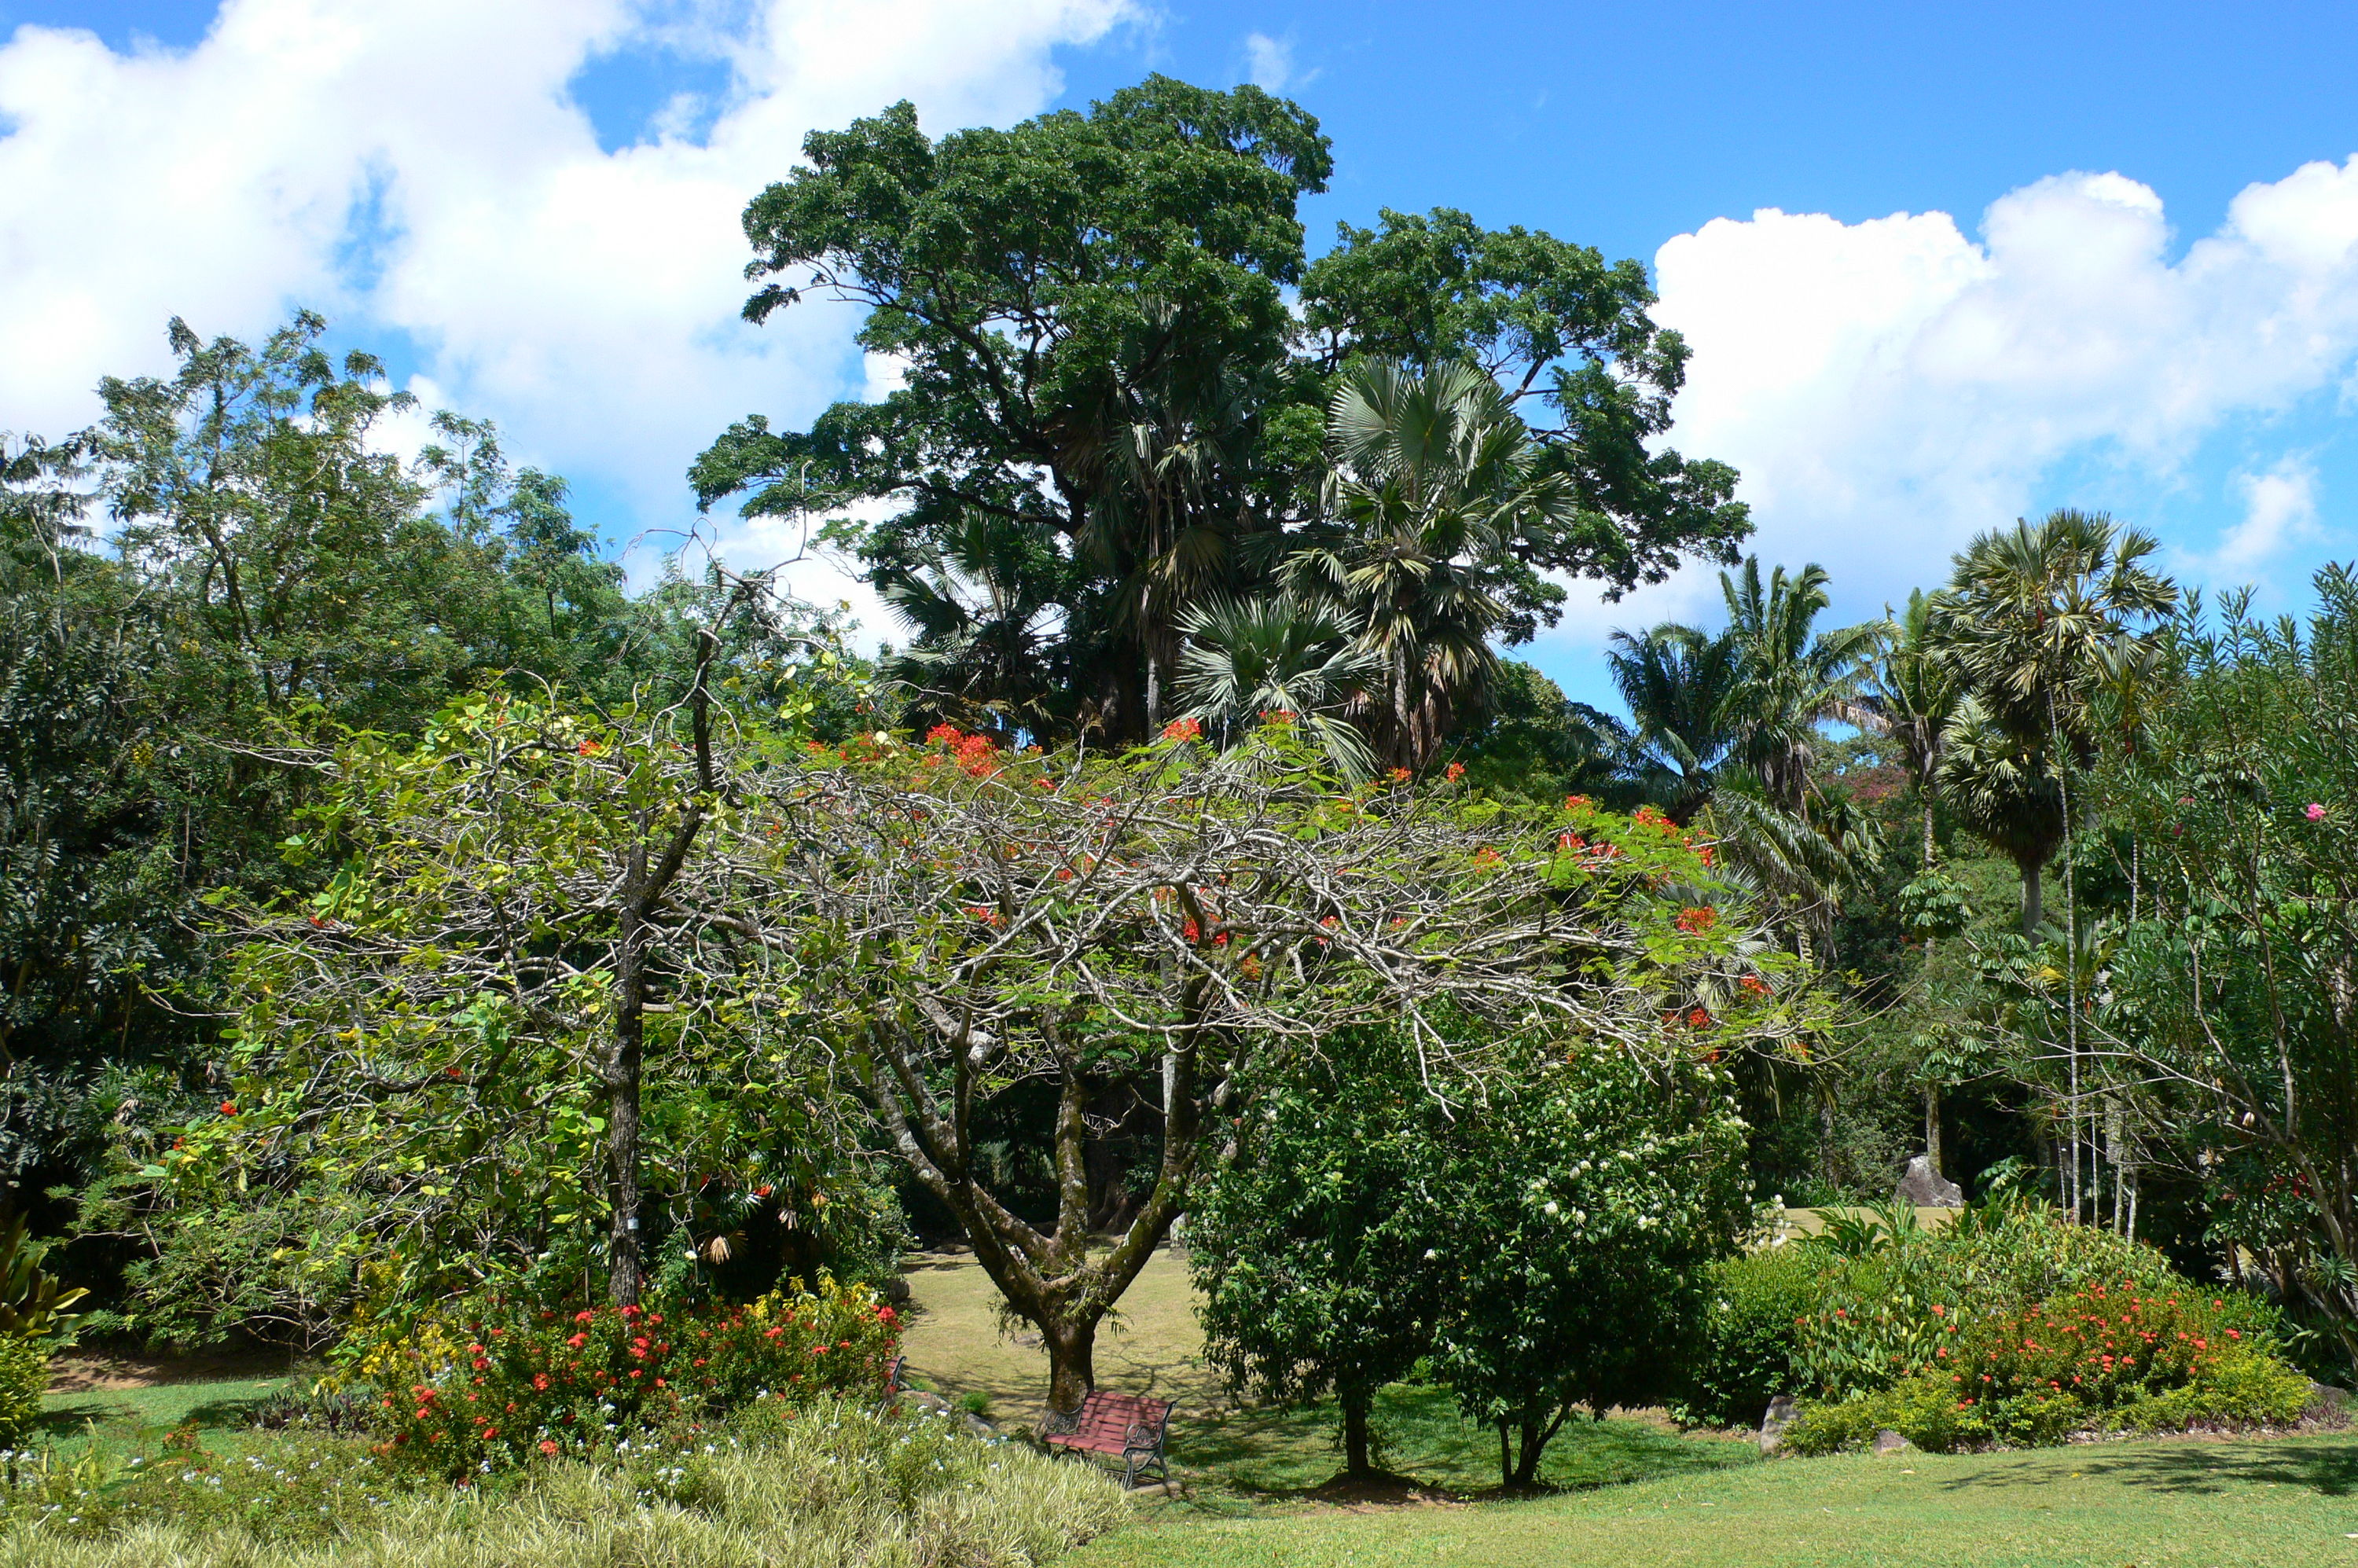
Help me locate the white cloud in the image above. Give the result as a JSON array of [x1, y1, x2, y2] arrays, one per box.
[[2211, 459, 2319, 575], [0, 0, 1134, 633], [1241, 31, 1305, 94], [1548, 158, 2358, 648]]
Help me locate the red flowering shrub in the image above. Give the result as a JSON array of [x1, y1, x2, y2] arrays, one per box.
[[1785, 1279, 2310, 1452], [362, 1275, 899, 1477]]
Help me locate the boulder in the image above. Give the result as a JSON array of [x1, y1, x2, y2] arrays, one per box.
[[1873, 1428, 1915, 1456], [2306, 1382, 2351, 1423], [1896, 1155, 1963, 1209], [1759, 1394, 1797, 1456]]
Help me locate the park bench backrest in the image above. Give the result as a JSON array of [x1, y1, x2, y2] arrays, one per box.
[[1052, 1390, 1169, 1451]]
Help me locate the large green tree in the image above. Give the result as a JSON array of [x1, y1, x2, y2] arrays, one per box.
[[692, 78, 1751, 748]]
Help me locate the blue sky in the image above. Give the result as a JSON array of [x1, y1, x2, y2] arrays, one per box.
[[7, 1, 2358, 708]]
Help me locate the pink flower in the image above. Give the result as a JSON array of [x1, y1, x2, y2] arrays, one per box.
[[2306, 802, 2327, 822]]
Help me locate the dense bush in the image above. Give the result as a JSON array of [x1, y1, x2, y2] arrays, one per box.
[[0, 1397, 1125, 1565], [0, 1334, 46, 1448], [348, 1276, 899, 1477], [1788, 1203, 2233, 1401], [1783, 1279, 2311, 1452], [1673, 1245, 1820, 1428]]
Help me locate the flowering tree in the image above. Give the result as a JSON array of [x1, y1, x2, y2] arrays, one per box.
[[761, 716, 1813, 1410], [2093, 568, 2358, 1370], [153, 578, 885, 1324]]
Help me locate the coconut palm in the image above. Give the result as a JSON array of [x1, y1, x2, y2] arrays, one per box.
[[1603, 624, 1746, 826], [1860, 588, 1963, 866], [1286, 360, 1578, 771], [1711, 558, 1882, 815], [876, 513, 1067, 743], [1173, 595, 1379, 779]]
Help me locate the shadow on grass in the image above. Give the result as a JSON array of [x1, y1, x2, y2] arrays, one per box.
[[1931, 1435, 2358, 1501], [1164, 1383, 1754, 1515]]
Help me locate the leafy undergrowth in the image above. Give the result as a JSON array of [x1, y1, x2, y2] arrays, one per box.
[[0, 1397, 1126, 1567]]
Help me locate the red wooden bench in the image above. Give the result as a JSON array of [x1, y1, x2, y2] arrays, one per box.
[[1041, 1390, 1173, 1489]]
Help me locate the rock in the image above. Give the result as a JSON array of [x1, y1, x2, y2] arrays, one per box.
[[1873, 1428, 1915, 1456], [1896, 1155, 1963, 1209], [904, 1390, 952, 1416], [2306, 1382, 2351, 1423], [881, 1275, 913, 1305], [1759, 1394, 1797, 1456], [960, 1412, 1004, 1444]]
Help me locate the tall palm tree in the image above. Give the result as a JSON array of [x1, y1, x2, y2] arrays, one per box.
[[1603, 624, 1746, 826], [1930, 510, 2176, 931], [1936, 698, 2066, 934], [1172, 595, 1379, 779], [1932, 509, 2174, 1229], [1710, 557, 1881, 815], [1860, 588, 1963, 867], [1287, 360, 1577, 771]]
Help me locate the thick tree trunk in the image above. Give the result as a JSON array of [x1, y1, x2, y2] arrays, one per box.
[[2019, 859, 2043, 937], [1923, 1085, 1942, 1177], [1045, 1318, 1099, 1415], [1342, 1396, 1373, 1477]]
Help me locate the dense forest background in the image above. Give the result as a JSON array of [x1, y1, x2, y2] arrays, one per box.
[[5, 77, 2354, 1376]]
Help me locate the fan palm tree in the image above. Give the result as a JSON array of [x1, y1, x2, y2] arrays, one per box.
[[1937, 696, 2066, 936], [1933, 510, 2177, 750], [1172, 595, 1379, 779], [1287, 360, 1578, 771], [1934, 509, 2174, 1228], [1930, 509, 2176, 927]]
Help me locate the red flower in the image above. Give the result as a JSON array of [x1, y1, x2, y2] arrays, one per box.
[[925, 724, 961, 744], [1162, 716, 1203, 742], [1445, 762, 1465, 781], [539, 1440, 560, 1456]]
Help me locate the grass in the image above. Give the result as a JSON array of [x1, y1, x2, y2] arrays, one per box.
[[902, 1243, 2358, 1565], [898, 1244, 1754, 1506], [38, 1375, 293, 1458], [1069, 1436, 2358, 1568]]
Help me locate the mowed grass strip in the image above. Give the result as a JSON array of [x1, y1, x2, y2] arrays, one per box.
[[39, 1376, 293, 1458], [1072, 1434, 2358, 1568]]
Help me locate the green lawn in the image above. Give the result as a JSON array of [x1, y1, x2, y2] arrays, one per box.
[[902, 1244, 2358, 1566], [1074, 1436, 2358, 1568], [37, 1375, 293, 1459]]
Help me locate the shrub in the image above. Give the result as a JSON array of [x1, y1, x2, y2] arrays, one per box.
[[1673, 1245, 1820, 1428], [0, 1397, 1127, 1565], [1789, 1203, 2231, 1402], [0, 1334, 46, 1448], [352, 1275, 900, 1477], [1783, 1279, 2312, 1452]]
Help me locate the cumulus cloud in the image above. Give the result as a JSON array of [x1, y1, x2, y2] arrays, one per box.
[[1530, 158, 2358, 656], [0, 0, 1134, 633]]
